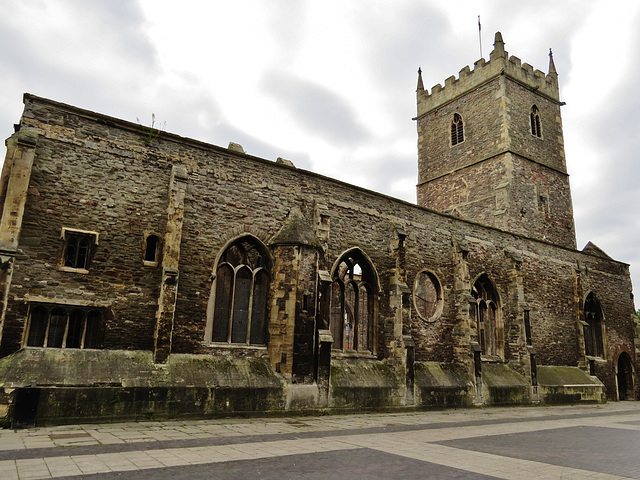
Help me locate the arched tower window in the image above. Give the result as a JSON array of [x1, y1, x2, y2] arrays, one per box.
[[210, 236, 271, 345], [328, 249, 377, 353], [471, 274, 503, 358], [451, 113, 464, 146], [583, 292, 604, 357], [530, 105, 542, 138], [144, 234, 160, 264]]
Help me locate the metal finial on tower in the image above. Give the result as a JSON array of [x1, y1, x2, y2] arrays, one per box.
[[478, 16, 483, 59]]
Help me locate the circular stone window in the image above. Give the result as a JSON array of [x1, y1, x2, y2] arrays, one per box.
[[413, 270, 443, 322]]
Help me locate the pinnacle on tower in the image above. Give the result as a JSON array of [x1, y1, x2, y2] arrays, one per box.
[[548, 48, 557, 75], [417, 67, 424, 92], [491, 31, 506, 60]]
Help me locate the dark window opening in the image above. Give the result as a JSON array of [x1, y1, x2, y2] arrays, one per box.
[[210, 236, 271, 345], [451, 113, 464, 146], [25, 303, 105, 349], [144, 235, 160, 263], [583, 292, 604, 357], [530, 105, 542, 138], [524, 310, 532, 346], [62, 231, 97, 270]]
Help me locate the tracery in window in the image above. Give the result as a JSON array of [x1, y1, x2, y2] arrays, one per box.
[[530, 105, 542, 138], [328, 249, 377, 352], [413, 270, 443, 322], [583, 292, 604, 357], [471, 274, 503, 358], [210, 236, 271, 345], [451, 113, 464, 146], [25, 303, 104, 349]]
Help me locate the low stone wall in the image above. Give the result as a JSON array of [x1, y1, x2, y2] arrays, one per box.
[[0, 349, 286, 426], [414, 362, 474, 407], [481, 363, 530, 405], [329, 357, 404, 410], [537, 366, 605, 404]]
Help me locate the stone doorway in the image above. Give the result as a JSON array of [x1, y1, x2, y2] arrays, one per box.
[[617, 352, 633, 400]]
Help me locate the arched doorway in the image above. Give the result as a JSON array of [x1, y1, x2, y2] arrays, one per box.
[[617, 352, 633, 400]]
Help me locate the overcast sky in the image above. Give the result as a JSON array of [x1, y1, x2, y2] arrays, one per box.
[[1, 0, 639, 309]]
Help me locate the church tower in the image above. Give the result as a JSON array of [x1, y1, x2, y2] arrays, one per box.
[[415, 32, 576, 249]]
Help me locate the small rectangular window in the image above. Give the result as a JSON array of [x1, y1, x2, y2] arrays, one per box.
[[59, 228, 99, 273]]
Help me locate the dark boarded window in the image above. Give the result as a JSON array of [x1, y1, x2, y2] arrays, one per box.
[[25, 303, 105, 349], [451, 113, 464, 146], [211, 237, 271, 345]]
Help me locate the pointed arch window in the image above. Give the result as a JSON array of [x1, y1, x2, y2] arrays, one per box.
[[451, 113, 464, 146], [328, 250, 377, 352], [210, 237, 271, 345], [530, 105, 542, 138], [471, 274, 503, 358], [583, 292, 604, 358]]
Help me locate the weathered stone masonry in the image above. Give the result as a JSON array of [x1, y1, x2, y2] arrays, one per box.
[[0, 32, 636, 425]]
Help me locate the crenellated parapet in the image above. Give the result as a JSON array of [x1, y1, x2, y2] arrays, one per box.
[[417, 32, 559, 118]]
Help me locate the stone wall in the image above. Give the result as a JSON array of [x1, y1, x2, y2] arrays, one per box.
[[0, 92, 635, 423]]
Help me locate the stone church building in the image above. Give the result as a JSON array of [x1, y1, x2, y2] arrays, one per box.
[[0, 33, 637, 425]]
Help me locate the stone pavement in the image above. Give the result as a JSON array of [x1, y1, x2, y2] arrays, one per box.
[[0, 402, 639, 479]]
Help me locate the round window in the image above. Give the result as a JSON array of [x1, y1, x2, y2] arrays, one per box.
[[413, 270, 443, 322]]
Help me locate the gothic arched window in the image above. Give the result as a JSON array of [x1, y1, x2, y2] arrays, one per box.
[[530, 105, 542, 138], [471, 274, 503, 358], [210, 236, 271, 345], [451, 113, 464, 146], [328, 249, 377, 353], [583, 292, 604, 357]]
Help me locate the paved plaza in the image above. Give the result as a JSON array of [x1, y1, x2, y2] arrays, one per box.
[[0, 402, 639, 479]]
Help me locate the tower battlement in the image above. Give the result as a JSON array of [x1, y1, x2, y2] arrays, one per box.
[[417, 32, 559, 117]]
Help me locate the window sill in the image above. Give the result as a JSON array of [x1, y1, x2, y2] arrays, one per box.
[[143, 260, 159, 267], [57, 266, 90, 274], [206, 342, 267, 350], [481, 355, 503, 363], [331, 350, 376, 360]]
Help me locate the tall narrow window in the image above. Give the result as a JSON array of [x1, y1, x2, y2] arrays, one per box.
[[327, 249, 377, 353], [471, 274, 503, 358], [451, 113, 464, 146], [144, 235, 160, 264], [530, 105, 542, 138], [583, 292, 604, 357], [209, 236, 271, 345]]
